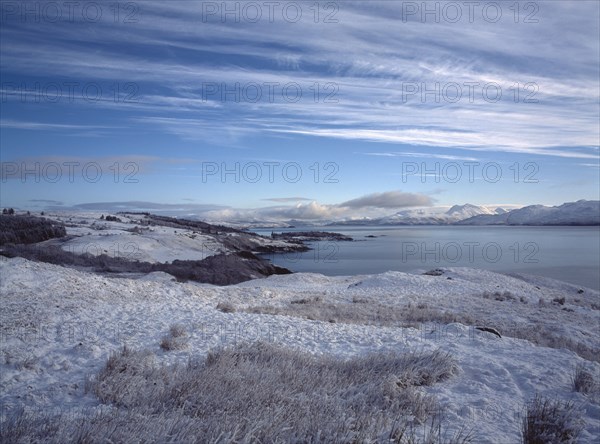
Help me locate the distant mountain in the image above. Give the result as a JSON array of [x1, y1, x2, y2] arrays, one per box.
[[445, 204, 496, 219], [327, 201, 599, 226], [457, 200, 600, 226], [332, 204, 501, 226]]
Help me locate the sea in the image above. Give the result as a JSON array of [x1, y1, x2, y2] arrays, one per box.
[[254, 226, 600, 290]]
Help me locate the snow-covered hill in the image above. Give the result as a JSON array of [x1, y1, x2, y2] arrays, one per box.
[[1, 257, 598, 442], [31, 212, 301, 263], [459, 200, 600, 226]]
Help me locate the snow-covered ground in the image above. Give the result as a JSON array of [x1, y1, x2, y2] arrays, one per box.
[[1, 257, 598, 442], [36, 212, 293, 263]]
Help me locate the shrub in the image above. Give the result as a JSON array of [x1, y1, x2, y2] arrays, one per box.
[[522, 395, 583, 444]]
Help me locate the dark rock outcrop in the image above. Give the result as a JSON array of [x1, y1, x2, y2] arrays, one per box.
[[271, 231, 353, 242]]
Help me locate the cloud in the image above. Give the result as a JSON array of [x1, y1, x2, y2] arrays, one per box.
[[339, 191, 433, 209], [38, 190, 433, 222], [0, 120, 117, 131], [1, 1, 598, 158], [28, 199, 64, 205], [261, 197, 312, 203], [363, 152, 480, 162], [69, 201, 227, 212]]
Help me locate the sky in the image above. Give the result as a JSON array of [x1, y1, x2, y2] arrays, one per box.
[[1, 0, 599, 222]]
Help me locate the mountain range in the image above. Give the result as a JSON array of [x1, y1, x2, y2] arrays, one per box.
[[328, 200, 599, 227]]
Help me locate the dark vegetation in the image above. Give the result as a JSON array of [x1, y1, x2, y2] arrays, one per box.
[[0, 244, 290, 285], [270, 231, 353, 242], [123, 213, 240, 234], [0, 214, 66, 245], [124, 213, 308, 253]]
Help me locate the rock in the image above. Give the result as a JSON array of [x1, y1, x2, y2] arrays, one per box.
[[423, 269, 444, 276], [475, 327, 502, 338]]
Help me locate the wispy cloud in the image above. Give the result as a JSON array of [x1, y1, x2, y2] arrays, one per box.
[[2, 1, 598, 158], [262, 197, 313, 203], [363, 152, 480, 162], [0, 120, 116, 131]]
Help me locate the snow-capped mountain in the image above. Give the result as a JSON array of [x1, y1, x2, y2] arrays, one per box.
[[334, 204, 503, 225], [329, 201, 599, 226], [458, 200, 600, 225], [445, 203, 497, 219]]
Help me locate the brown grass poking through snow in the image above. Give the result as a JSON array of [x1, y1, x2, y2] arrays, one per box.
[[572, 364, 596, 395], [3, 342, 471, 443], [159, 323, 189, 351], [521, 395, 583, 444], [244, 300, 473, 328]]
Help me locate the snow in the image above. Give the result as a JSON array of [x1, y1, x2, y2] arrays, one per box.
[[460, 200, 600, 225], [30, 212, 297, 264], [40, 212, 224, 262], [1, 257, 598, 442], [357, 204, 507, 225], [60, 227, 224, 263]]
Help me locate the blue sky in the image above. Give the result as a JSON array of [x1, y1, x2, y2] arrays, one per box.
[[1, 0, 598, 221]]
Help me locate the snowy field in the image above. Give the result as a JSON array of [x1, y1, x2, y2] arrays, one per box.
[[1, 256, 598, 442]]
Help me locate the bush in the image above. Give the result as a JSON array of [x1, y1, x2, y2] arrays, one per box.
[[522, 395, 583, 443]]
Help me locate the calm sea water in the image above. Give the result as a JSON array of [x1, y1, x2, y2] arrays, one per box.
[[255, 226, 600, 290]]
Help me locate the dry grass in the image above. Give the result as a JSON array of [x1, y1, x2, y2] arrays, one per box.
[[244, 300, 473, 329], [572, 364, 596, 395], [216, 302, 236, 313], [522, 395, 583, 444], [159, 324, 189, 351], [3, 342, 469, 443]]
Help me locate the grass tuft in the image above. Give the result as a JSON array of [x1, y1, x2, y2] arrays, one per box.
[[522, 394, 583, 444]]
